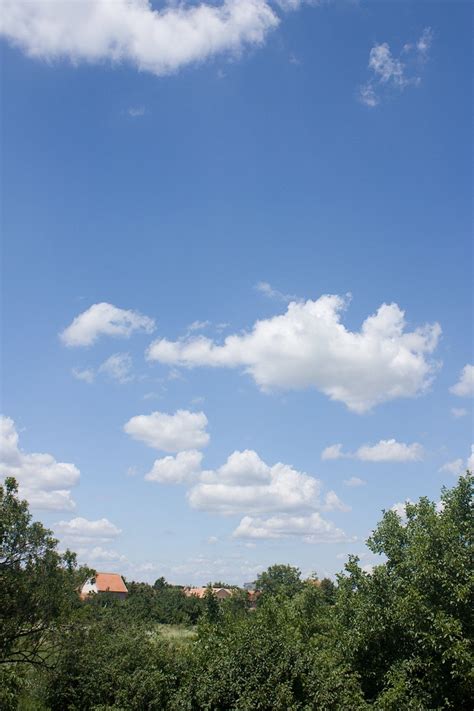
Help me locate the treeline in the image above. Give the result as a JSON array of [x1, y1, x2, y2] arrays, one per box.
[[0, 474, 472, 710]]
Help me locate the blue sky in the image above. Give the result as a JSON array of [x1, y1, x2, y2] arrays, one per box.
[[1, 0, 472, 585]]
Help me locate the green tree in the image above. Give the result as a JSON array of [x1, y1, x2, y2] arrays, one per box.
[[0, 477, 89, 668], [204, 585, 220, 623], [335, 472, 474, 708], [255, 564, 304, 599]]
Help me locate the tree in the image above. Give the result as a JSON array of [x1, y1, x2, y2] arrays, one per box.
[[255, 564, 304, 599], [204, 585, 220, 623], [335, 473, 474, 708], [0, 477, 89, 668]]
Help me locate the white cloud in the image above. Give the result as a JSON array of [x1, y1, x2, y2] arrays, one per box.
[[128, 106, 146, 117], [343, 477, 366, 487], [233, 512, 351, 543], [359, 28, 433, 108], [358, 82, 378, 107], [391, 499, 413, 520], [322, 439, 424, 462], [321, 444, 344, 460], [451, 407, 468, 419], [369, 42, 406, 86], [72, 367, 95, 384], [0, 0, 281, 77], [87, 546, 128, 563], [450, 364, 474, 398], [468, 446, 474, 471], [124, 409, 209, 452], [322, 490, 351, 512], [188, 320, 211, 332], [416, 27, 434, 56], [99, 353, 134, 383], [439, 445, 474, 476], [56, 516, 121, 542], [439, 458, 464, 477], [255, 281, 296, 302], [355, 439, 424, 462], [60, 302, 155, 347], [0, 416, 79, 511], [188, 449, 322, 515], [24, 489, 76, 512], [146, 296, 441, 413], [145, 450, 203, 484], [169, 554, 264, 586]]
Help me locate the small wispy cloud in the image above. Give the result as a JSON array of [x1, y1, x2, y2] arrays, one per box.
[[73, 353, 134, 385], [72, 367, 95, 384], [451, 407, 468, 419], [99, 353, 134, 384], [255, 281, 297, 303], [187, 320, 211, 333], [359, 27, 434, 108], [343, 477, 366, 488], [128, 106, 146, 117]]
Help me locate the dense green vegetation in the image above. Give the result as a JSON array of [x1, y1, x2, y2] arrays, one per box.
[[1, 473, 472, 710]]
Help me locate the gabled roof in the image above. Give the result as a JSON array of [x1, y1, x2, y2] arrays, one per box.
[[95, 572, 128, 593]]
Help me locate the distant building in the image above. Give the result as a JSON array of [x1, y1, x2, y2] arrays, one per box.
[[243, 581, 256, 591], [80, 572, 128, 600], [183, 586, 232, 600]]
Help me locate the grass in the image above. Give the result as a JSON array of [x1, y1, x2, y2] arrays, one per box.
[[155, 624, 197, 648]]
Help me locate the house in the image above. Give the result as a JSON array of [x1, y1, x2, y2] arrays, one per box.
[[80, 572, 128, 600], [183, 586, 232, 600]]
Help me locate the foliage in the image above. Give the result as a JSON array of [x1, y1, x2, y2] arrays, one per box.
[[0, 477, 90, 668], [334, 472, 473, 708], [4, 473, 473, 710], [41, 614, 188, 711], [255, 564, 304, 600]]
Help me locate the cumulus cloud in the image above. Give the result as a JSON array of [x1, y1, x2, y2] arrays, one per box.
[[355, 439, 424, 462], [124, 409, 209, 452], [321, 444, 344, 461], [322, 490, 351, 512], [0, 0, 282, 77], [0, 416, 79, 511], [359, 27, 433, 107], [233, 511, 351, 543], [439, 445, 474, 476], [186, 449, 347, 516], [99, 353, 134, 383], [145, 450, 203, 484], [142, 443, 351, 545], [391, 499, 413, 520], [450, 364, 474, 398], [55, 516, 122, 542], [146, 296, 441, 413], [322, 439, 424, 462], [439, 458, 464, 477], [60, 302, 155, 347]]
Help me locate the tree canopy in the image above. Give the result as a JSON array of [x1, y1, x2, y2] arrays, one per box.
[[1, 472, 472, 709]]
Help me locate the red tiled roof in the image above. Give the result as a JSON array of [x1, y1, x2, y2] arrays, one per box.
[[95, 572, 128, 593]]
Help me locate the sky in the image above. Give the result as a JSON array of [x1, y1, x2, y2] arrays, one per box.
[[1, 0, 472, 586]]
